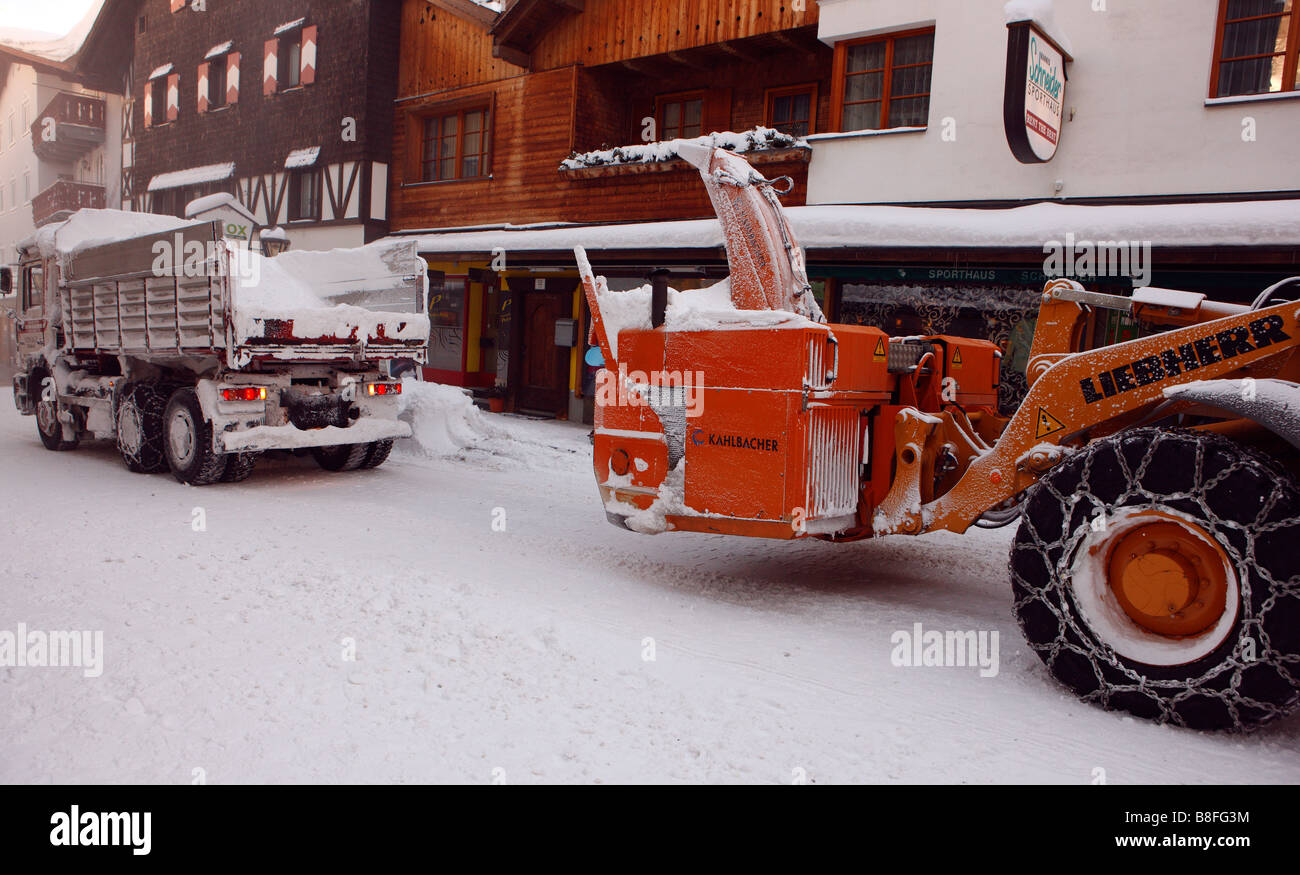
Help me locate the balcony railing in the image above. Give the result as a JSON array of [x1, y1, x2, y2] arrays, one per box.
[[31, 93, 107, 163], [32, 179, 106, 226]]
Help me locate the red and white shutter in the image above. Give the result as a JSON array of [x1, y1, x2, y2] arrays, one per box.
[[263, 39, 278, 96], [169, 0, 185, 12], [197, 63, 209, 113], [300, 25, 317, 85], [166, 73, 180, 122], [226, 52, 240, 104], [143, 81, 153, 127]]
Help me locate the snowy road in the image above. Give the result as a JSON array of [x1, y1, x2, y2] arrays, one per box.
[[1, 387, 1297, 784]]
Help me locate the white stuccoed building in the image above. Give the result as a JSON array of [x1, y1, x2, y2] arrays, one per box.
[[808, 0, 1300, 206]]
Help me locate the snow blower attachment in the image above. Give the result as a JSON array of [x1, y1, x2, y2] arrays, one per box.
[[577, 146, 1300, 732]]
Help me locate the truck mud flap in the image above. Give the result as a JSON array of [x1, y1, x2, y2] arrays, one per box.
[[280, 387, 356, 430]]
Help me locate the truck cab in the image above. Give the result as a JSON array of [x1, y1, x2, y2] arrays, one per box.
[[10, 251, 57, 415]]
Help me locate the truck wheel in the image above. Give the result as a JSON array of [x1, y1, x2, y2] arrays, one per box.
[[116, 383, 168, 472], [312, 444, 370, 472], [164, 388, 226, 486], [360, 440, 395, 469], [32, 371, 79, 452], [1010, 428, 1300, 731], [220, 453, 259, 483]]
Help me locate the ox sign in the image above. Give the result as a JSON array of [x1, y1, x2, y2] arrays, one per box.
[[1004, 20, 1072, 164]]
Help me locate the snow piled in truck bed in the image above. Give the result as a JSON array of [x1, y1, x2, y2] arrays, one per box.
[[20, 209, 194, 261]]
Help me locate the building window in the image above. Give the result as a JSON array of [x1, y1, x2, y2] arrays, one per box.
[[1211, 0, 1300, 97], [23, 171, 30, 203], [280, 30, 303, 88], [421, 107, 489, 182], [834, 28, 935, 131], [138, 15, 147, 34], [151, 82, 166, 125], [656, 92, 705, 140], [209, 57, 228, 108], [287, 169, 320, 220], [765, 85, 817, 137]]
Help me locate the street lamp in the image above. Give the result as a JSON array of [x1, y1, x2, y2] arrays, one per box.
[[261, 227, 291, 258]]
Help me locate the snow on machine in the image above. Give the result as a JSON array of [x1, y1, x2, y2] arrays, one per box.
[[577, 143, 1300, 731], [4, 210, 429, 484]]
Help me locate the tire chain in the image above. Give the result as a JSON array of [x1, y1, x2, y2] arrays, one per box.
[[1011, 428, 1300, 730]]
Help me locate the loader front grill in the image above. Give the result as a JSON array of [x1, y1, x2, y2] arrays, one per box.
[[803, 406, 862, 520]]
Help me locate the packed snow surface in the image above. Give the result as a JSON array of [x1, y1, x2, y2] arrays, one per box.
[[1, 386, 1297, 783]]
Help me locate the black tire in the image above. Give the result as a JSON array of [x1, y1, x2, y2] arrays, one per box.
[[312, 443, 370, 472], [163, 388, 226, 486], [32, 371, 79, 452], [1011, 428, 1300, 731], [116, 383, 169, 472], [220, 452, 259, 483], [360, 439, 395, 469]]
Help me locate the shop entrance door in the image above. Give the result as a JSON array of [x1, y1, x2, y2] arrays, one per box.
[[517, 291, 569, 416]]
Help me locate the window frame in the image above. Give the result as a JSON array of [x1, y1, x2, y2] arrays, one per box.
[[830, 26, 936, 133], [1209, 0, 1300, 98], [280, 29, 303, 90], [209, 53, 230, 109], [764, 83, 819, 137], [150, 79, 167, 126], [654, 89, 707, 141], [287, 168, 322, 222], [417, 104, 491, 184]]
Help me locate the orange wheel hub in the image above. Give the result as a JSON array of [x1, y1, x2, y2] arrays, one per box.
[[1105, 516, 1230, 639]]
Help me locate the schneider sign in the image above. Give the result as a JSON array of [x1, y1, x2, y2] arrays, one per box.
[[1003, 20, 1071, 164]]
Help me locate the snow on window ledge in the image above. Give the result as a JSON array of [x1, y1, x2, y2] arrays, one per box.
[[804, 127, 927, 143], [1205, 91, 1300, 107], [559, 127, 809, 175]]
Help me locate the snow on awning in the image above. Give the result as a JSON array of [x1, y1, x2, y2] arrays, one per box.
[[205, 40, 233, 59], [148, 162, 236, 192], [274, 18, 305, 35], [285, 147, 321, 169], [395, 200, 1300, 255], [148, 63, 174, 80]]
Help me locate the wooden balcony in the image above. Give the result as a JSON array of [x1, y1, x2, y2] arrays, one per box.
[[31, 93, 107, 163], [32, 179, 106, 226]]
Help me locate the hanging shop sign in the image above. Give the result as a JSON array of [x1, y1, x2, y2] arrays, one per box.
[[1004, 20, 1072, 164]]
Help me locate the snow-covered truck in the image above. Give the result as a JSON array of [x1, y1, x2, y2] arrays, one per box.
[[3, 210, 430, 485]]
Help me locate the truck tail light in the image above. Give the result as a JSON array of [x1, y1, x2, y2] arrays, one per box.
[[367, 383, 402, 397], [222, 387, 267, 402]]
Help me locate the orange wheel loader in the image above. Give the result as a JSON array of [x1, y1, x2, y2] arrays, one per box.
[[576, 144, 1300, 732]]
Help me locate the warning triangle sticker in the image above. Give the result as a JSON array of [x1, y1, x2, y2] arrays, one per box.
[[873, 337, 887, 359], [951, 348, 964, 368], [1035, 407, 1066, 440]]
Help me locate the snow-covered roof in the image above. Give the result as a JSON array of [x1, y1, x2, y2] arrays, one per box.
[[396, 199, 1300, 255], [285, 147, 321, 169], [148, 162, 237, 192], [205, 41, 233, 60], [148, 63, 174, 80], [274, 18, 306, 36], [185, 192, 256, 224], [0, 1, 103, 64]]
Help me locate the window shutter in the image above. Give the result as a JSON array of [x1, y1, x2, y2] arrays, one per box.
[[170, 0, 185, 11], [143, 81, 152, 127], [197, 63, 209, 113], [227, 52, 240, 104], [300, 25, 317, 86], [264, 39, 278, 96], [166, 73, 180, 122]]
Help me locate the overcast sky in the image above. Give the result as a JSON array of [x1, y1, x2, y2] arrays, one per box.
[[0, 0, 98, 36]]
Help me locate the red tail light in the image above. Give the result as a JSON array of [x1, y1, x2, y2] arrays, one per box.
[[367, 383, 402, 397], [221, 387, 267, 402]]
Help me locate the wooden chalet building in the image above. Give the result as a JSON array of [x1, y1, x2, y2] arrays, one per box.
[[75, 0, 402, 251], [390, 0, 834, 419]]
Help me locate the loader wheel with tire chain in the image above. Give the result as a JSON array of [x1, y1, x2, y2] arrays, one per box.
[[360, 439, 395, 469], [220, 452, 260, 483], [116, 382, 168, 472], [32, 370, 79, 452], [1010, 428, 1300, 731], [312, 443, 371, 472], [164, 388, 227, 486]]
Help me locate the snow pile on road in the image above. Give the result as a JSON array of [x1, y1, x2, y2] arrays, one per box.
[[1004, 0, 1072, 54], [396, 381, 588, 471], [561, 127, 806, 171]]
